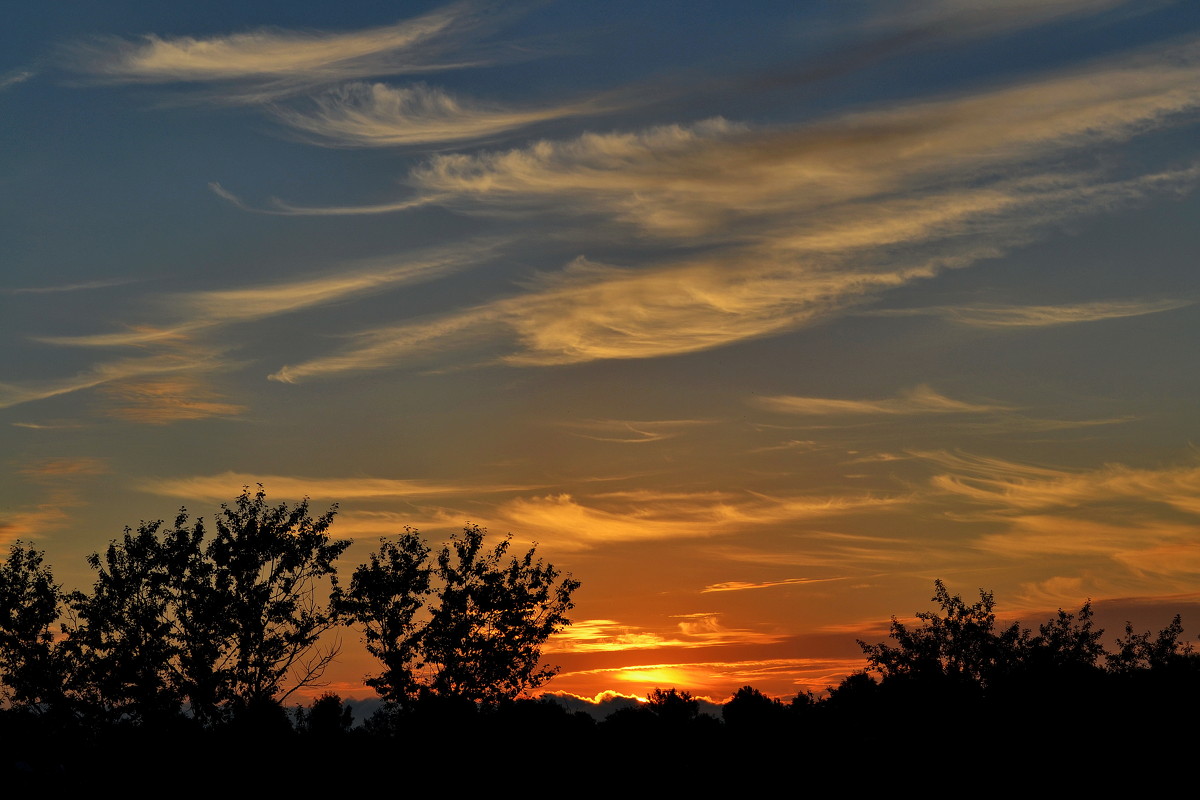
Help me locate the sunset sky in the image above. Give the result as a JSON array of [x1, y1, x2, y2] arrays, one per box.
[[4, 0, 1200, 705]]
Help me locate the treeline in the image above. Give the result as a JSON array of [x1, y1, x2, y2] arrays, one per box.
[[4, 490, 1199, 784]]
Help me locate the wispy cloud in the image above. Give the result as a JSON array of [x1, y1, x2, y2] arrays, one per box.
[[546, 615, 784, 654], [389, 42, 1200, 235], [866, 0, 1134, 40], [756, 385, 1005, 416], [273, 81, 612, 147], [101, 378, 247, 424], [492, 489, 905, 550], [261, 37, 1200, 376], [921, 450, 1200, 515], [2, 278, 137, 295], [702, 577, 848, 593], [39, 244, 493, 349], [10, 421, 85, 430], [0, 342, 231, 412], [869, 298, 1193, 327], [18, 457, 109, 478], [139, 472, 543, 502], [558, 418, 714, 444], [64, 2, 519, 100], [0, 68, 34, 91], [0, 506, 71, 546]]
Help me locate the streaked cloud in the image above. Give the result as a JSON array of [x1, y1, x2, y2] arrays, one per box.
[[274, 81, 610, 147], [494, 489, 905, 549], [703, 577, 848, 593], [395, 43, 1200, 235], [558, 418, 714, 444], [0, 68, 34, 91], [2, 278, 137, 294], [9, 421, 85, 430], [0, 344, 231, 411], [0, 505, 72, 546], [546, 615, 783, 654], [869, 298, 1193, 327], [101, 378, 247, 424], [756, 385, 1005, 416], [977, 515, 1198, 557], [262, 36, 1200, 377], [922, 450, 1200, 515], [139, 472, 543, 502], [64, 2, 514, 99], [867, 0, 1133, 40], [17, 458, 108, 481], [39, 244, 492, 349]]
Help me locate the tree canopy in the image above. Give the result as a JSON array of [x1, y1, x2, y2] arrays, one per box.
[[339, 523, 580, 706]]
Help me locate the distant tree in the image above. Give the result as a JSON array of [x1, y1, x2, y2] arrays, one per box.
[[722, 685, 787, 729], [295, 691, 353, 736], [646, 687, 700, 724], [340, 523, 579, 707], [64, 487, 349, 725], [0, 542, 64, 712]]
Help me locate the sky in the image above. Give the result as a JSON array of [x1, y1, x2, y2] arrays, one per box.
[[4, 0, 1200, 705]]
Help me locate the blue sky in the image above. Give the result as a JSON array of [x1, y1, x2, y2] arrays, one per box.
[[4, 0, 1200, 701]]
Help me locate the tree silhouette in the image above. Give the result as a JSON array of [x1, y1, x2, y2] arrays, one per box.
[[340, 523, 579, 706], [64, 487, 349, 725], [858, 579, 1026, 692], [0, 542, 64, 712], [722, 685, 787, 729]]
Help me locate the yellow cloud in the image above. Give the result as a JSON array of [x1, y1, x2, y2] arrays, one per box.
[[493, 490, 905, 550], [869, 298, 1194, 327], [101, 378, 247, 424], [924, 451, 1200, 515], [757, 385, 1005, 416], [138, 472, 544, 502], [66, 2, 503, 97]]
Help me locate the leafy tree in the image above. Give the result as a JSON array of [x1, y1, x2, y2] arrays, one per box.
[[64, 487, 349, 725], [0, 542, 64, 711], [723, 685, 787, 729], [335, 529, 431, 704], [65, 520, 196, 723], [1023, 601, 1105, 673], [858, 579, 1025, 691], [646, 687, 700, 723], [340, 523, 579, 706], [204, 488, 349, 716], [294, 691, 354, 736], [1109, 614, 1193, 673]]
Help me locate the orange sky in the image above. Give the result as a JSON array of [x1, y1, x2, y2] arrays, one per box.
[[4, 1, 1200, 704]]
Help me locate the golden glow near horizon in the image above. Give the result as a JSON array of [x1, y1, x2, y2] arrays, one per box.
[[5, 1, 1200, 704]]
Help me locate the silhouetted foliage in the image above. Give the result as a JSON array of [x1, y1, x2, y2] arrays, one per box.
[[339, 523, 579, 706], [295, 691, 353, 736], [62, 487, 349, 726], [0, 542, 64, 711], [646, 686, 700, 723], [1109, 614, 1192, 673], [858, 579, 1026, 693], [723, 685, 787, 729]]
